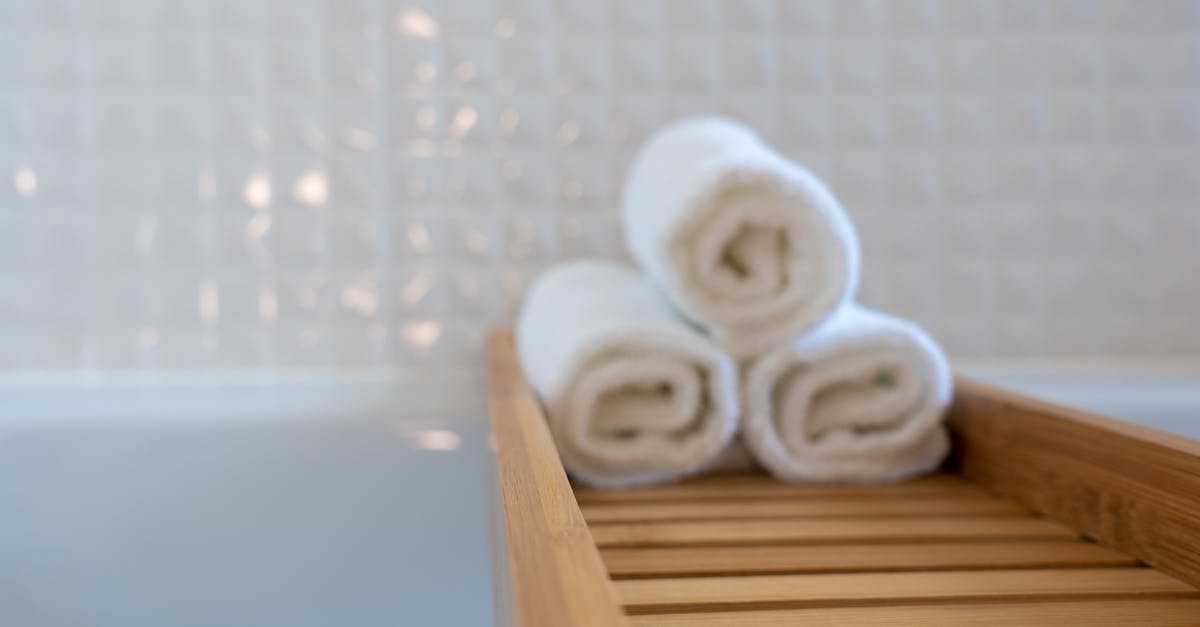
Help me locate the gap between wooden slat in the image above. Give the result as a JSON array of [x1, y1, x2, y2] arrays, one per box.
[[628, 598, 1200, 626], [616, 568, 1198, 615], [582, 495, 1028, 523], [591, 515, 1078, 548], [600, 540, 1137, 579]]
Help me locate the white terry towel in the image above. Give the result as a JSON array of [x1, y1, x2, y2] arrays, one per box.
[[741, 305, 952, 483], [620, 116, 861, 359], [515, 259, 740, 489]]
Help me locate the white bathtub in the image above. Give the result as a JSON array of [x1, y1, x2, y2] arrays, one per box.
[[0, 371, 503, 627], [962, 364, 1200, 440], [2, 366, 1197, 627]]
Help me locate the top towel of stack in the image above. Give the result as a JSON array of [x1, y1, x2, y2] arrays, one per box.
[[620, 117, 861, 359]]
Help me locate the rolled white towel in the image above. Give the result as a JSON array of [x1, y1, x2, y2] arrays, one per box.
[[515, 259, 740, 488], [742, 305, 952, 483], [621, 116, 861, 359]]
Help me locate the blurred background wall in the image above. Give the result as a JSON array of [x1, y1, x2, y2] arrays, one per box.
[[1, 0, 1197, 371]]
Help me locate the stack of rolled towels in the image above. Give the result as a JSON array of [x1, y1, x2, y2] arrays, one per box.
[[516, 117, 952, 489]]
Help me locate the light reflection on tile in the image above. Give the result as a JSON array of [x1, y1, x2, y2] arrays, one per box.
[[242, 173, 272, 209], [292, 170, 328, 207], [243, 213, 273, 264], [196, 167, 217, 201], [256, 286, 278, 322], [556, 119, 580, 145], [338, 271, 381, 318], [402, 271, 434, 306], [494, 17, 516, 39], [401, 320, 442, 349], [13, 166, 37, 197], [395, 8, 439, 39], [405, 223, 433, 252], [449, 106, 478, 138], [198, 279, 220, 325]]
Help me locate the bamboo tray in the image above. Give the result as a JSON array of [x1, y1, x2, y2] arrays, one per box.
[[486, 331, 1200, 626]]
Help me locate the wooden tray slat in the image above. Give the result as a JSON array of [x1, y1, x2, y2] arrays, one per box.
[[582, 494, 1028, 523], [575, 473, 990, 504], [601, 541, 1138, 579], [591, 513, 1079, 548], [616, 568, 1198, 615], [630, 599, 1200, 626]]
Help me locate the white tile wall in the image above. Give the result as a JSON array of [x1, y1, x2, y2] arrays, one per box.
[[1, 0, 1198, 370]]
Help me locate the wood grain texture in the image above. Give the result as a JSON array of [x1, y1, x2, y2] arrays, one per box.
[[488, 326, 1200, 625], [948, 377, 1200, 589], [630, 599, 1200, 626], [601, 541, 1137, 578], [575, 472, 991, 504], [487, 331, 627, 626], [616, 568, 1198, 614], [582, 494, 1027, 523], [590, 516, 1078, 548]]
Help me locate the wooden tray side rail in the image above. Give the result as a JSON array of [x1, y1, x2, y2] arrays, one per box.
[[486, 332, 628, 627], [948, 378, 1200, 589]]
